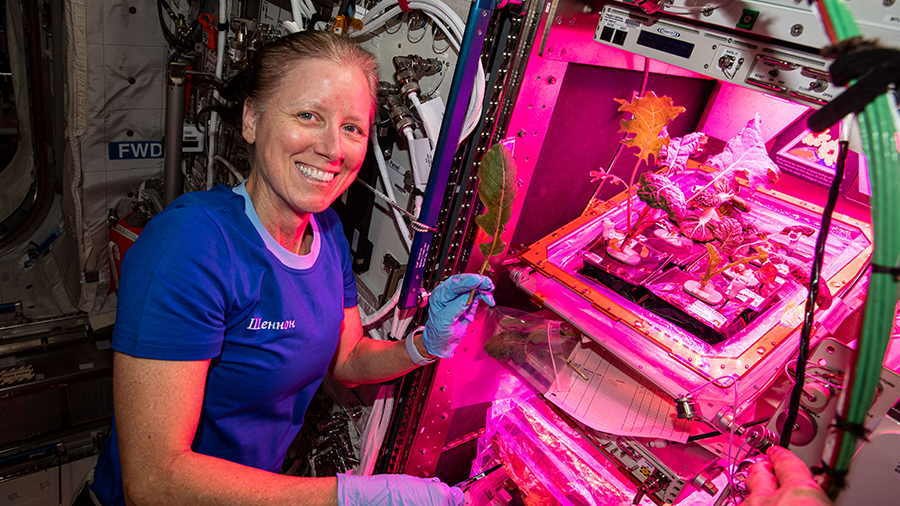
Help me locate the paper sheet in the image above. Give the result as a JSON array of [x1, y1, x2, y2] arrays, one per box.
[[545, 339, 691, 442]]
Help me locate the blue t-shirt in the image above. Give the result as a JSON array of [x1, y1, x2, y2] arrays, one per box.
[[92, 184, 357, 505]]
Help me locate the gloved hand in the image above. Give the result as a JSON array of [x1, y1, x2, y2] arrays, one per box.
[[744, 446, 833, 506], [423, 274, 495, 359], [336, 473, 465, 506]]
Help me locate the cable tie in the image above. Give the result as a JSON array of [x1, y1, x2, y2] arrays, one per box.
[[830, 415, 871, 442], [398, 0, 413, 12], [811, 460, 848, 490], [870, 263, 900, 281], [807, 40, 900, 132]]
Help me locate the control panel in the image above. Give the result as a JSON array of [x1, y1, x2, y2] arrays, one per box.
[[585, 430, 722, 504], [636, 0, 899, 52], [765, 338, 900, 468], [594, 5, 846, 108]]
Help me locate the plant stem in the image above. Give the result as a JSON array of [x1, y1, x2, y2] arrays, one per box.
[[623, 205, 656, 247], [469, 227, 504, 304], [701, 252, 767, 287], [625, 157, 643, 232]]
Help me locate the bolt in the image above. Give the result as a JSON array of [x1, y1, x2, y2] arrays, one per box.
[[518, 129, 527, 138], [569, 18, 576, 27], [547, 76, 557, 84], [703, 6, 713, 16], [555, 15, 563, 25], [560, 48, 567, 56], [885, 0, 895, 6], [791, 24, 803, 36]]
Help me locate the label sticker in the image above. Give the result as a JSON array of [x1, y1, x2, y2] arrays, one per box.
[[688, 301, 726, 327], [108, 141, 163, 160]]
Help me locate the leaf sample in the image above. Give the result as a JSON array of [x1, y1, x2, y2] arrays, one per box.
[[706, 113, 780, 191], [637, 172, 686, 222], [680, 209, 717, 242], [475, 143, 519, 274], [614, 91, 686, 232], [658, 131, 708, 174], [701, 243, 769, 287], [615, 92, 686, 165]]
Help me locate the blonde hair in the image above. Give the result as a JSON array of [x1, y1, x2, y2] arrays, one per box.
[[220, 30, 379, 127], [242, 30, 379, 114]]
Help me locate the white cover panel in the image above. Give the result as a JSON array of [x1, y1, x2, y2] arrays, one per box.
[[63, 0, 168, 313]]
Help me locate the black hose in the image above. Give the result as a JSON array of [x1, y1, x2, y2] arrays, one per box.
[[779, 139, 849, 447], [157, 0, 196, 52]]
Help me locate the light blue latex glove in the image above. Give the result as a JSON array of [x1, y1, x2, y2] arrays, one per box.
[[423, 274, 495, 359], [337, 473, 465, 506]]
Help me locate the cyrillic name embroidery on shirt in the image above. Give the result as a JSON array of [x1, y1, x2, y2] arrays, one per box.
[[246, 317, 297, 330]]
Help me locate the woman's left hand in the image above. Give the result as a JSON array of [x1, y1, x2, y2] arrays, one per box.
[[422, 274, 495, 358]]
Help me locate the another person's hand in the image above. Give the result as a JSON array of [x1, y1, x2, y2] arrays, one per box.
[[423, 274, 495, 358], [337, 473, 465, 506], [744, 446, 833, 506]]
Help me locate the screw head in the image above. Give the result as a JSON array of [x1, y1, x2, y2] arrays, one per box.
[[790, 24, 804, 36]]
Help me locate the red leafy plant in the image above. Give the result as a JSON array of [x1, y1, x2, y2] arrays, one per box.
[[609, 92, 685, 252], [600, 99, 789, 305]]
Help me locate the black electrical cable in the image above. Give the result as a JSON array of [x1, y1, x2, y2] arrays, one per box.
[[686, 416, 771, 442], [158, 0, 194, 52], [157, 0, 207, 52], [184, 0, 208, 40], [687, 431, 721, 442], [779, 138, 849, 447]]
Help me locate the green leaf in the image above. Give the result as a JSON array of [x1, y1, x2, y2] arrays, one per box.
[[475, 143, 519, 273]]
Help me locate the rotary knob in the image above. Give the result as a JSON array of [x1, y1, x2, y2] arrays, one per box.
[[775, 409, 818, 446], [800, 382, 833, 413]]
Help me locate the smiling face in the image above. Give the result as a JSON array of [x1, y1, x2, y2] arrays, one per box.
[[242, 57, 373, 230]]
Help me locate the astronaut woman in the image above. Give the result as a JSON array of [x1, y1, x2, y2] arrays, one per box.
[[88, 30, 494, 506]]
